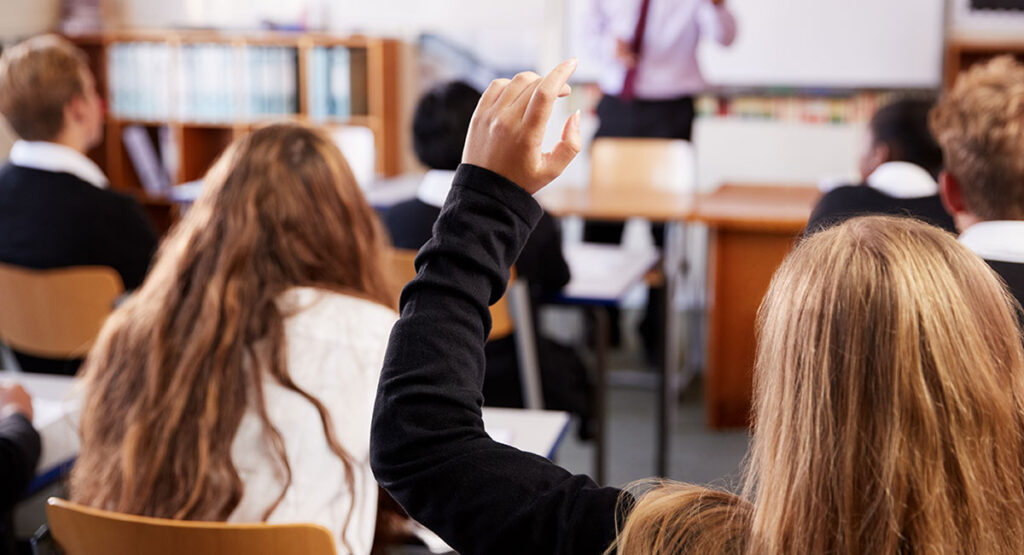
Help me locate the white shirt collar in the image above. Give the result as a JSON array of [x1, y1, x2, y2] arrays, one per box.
[[959, 221, 1024, 264], [416, 169, 456, 208], [8, 140, 108, 189], [865, 161, 938, 199]]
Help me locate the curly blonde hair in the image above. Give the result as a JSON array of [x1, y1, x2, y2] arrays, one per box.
[[930, 55, 1024, 220]]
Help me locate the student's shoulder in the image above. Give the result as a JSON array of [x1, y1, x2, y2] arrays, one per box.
[[280, 287, 397, 339]]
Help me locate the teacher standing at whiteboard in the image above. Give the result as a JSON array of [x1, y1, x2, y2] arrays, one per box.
[[590, 0, 737, 140]]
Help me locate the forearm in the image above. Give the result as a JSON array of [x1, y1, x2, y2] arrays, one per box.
[[0, 413, 41, 512], [370, 164, 621, 554]]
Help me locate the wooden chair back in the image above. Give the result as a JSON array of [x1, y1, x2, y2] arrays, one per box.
[[590, 137, 695, 192], [388, 249, 515, 340], [45, 498, 338, 555], [0, 264, 123, 358]]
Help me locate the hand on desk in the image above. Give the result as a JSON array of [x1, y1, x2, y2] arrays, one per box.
[[463, 58, 581, 195], [0, 382, 33, 421]]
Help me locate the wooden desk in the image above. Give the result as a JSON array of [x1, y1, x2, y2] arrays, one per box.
[[538, 186, 694, 222], [691, 184, 820, 428], [539, 185, 692, 478]]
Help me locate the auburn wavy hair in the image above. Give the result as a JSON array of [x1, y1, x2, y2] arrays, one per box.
[[71, 123, 394, 548], [614, 216, 1024, 553]]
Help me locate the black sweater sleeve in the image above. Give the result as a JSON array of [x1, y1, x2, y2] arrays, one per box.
[[370, 164, 622, 555], [0, 413, 41, 513]]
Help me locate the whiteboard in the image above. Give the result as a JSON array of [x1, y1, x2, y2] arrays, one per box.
[[697, 0, 946, 89]]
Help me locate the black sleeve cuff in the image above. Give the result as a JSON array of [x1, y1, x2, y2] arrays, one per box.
[[451, 164, 544, 226]]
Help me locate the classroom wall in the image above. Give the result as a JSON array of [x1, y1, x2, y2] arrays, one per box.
[[0, 0, 60, 39]]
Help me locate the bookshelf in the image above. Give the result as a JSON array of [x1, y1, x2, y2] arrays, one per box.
[[945, 38, 1024, 89], [66, 30, 407, 232]]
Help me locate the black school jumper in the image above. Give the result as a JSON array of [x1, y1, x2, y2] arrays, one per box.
[[0, 164, 158, 374], [806, 185, 956, 235], [371, 165, 622, 554]]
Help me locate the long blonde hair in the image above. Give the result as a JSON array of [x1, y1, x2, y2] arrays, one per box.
[[71, 124, 393, 551], [618, 216, 1024, 553]]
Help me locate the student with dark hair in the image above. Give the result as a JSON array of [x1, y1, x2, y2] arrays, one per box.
[[0, 35, 158, 375], [384, 81, 592, 430], [806, 98, 955, 234]]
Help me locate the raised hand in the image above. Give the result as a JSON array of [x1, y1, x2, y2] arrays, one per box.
[[462, 59, 582, 195]]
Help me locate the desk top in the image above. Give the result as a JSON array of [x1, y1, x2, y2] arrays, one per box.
[[690, 184, 820, 233], [560, 243, 660, 304], [538, 186, 694, 223], [2, 372, 571, 471]]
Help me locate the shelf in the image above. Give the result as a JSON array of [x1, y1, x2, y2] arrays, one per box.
[[68, 30, 408, 234]]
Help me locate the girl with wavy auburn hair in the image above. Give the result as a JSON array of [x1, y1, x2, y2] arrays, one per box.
[[370, 62, 1024, 554], [71, 123, 396, 554]]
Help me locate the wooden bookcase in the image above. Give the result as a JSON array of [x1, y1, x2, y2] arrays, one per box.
[[66, 30, 407, 232], [945, 38, 1024, 89]]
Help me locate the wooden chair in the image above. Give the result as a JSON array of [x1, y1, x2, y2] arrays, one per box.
[[590, 137, 695, 193], [388, 249, 543, 408], [45, 498, 337, 555], [0, 263, 123, 360]]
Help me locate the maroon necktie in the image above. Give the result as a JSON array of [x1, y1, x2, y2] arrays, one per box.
[[620, 0, 652, 101]]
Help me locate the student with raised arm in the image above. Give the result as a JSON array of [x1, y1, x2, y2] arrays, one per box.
[[370, 60, 1024, 554]]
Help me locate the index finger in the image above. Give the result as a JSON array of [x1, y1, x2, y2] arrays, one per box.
[[522, 59, 578, 128]]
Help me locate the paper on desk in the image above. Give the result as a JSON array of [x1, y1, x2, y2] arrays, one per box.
[[562, 243, 660, 301]]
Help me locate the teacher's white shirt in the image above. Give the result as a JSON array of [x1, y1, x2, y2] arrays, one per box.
[[590, 0, 737, 99]]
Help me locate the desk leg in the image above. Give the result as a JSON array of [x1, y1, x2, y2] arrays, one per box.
[[591, 307, 608, 485], [658, 221, 685, 477]]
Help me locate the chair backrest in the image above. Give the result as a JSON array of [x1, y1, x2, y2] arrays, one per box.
[[590, 137, 695, 193], [388, 249, 515, 341], [45, 498, 338, 555], [0, 264, 124, 358]]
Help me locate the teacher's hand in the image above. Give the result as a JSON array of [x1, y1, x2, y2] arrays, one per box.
[[615, 38, 637, 69], [462, 59, 582, 195], [710, 0, 726, 5]]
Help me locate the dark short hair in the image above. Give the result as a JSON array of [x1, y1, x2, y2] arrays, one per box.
[[412, 81, 481, 170], [870, 98, 944, 179]]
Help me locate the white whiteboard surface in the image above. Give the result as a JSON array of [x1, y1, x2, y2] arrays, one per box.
[[696, 0, 945, 89]]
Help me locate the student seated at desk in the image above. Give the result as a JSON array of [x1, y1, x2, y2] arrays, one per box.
[[806, 98, 955, 234], [0, 383, 39, 555], [370, 60, 1024, 554], [384, 81, 593, 433], [70, 124, 396, 555], [931, 56, 1024, 311], [0, 35, 158, 375]]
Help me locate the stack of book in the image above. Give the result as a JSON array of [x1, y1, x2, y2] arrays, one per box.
[[107, 42, 172, 120], [307, 46, 353, 121]]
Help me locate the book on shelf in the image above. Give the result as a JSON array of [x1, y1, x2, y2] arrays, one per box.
[[122, 125, 170, 196], [308, 46, 353, 121]]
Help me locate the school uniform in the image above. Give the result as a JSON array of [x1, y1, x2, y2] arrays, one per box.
[[230, 287, 396, 555], [806, 161, 956, 235], [959, 221, 1024, 311], [371, 165, 622, 555], [0, 141, 158, 374], [0, 412, 40, 555]]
